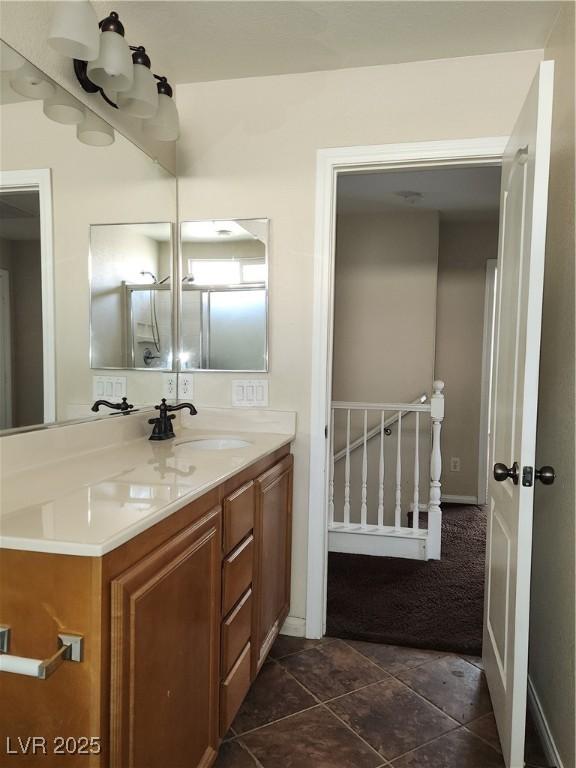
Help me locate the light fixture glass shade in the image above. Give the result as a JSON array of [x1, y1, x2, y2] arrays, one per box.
[[43, 89, 85, 125], [77, 112, 114, 146], [117, 63, 158, 118], [143, 93, 179, 142], [87, 31, 133, 92], [10, 63, 56, 100], [0, 41, 24, 72], [48, 0, 100, 61]]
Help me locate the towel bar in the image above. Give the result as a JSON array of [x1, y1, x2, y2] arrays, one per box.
[[0, 626, 83, 679]]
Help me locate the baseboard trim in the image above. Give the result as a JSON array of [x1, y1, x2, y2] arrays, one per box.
[[280, 616, 306, 638], [441, 494, 478, 504], [527, 675, 564, 768]]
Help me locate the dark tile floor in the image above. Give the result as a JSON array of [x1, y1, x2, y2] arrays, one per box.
[[215, 637, 554, 768]]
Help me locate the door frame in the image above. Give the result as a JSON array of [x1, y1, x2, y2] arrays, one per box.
[[0, 169, 55, 424], [306, 137, 508, 638]]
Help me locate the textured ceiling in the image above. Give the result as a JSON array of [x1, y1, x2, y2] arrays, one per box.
[[89, 1, 561, 85], [337, 165, 502, 216]]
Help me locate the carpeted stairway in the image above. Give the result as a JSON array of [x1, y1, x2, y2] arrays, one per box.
[[326, 504, 486, 656]]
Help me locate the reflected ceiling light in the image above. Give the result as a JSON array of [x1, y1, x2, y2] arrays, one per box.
[[116, 47, 158, 118], [43, 88, 85, 125], [86, 12, 133, 93], [10, 63, 56, 100], [77, 111, 115, 146], [0, 41, 24, 72], [47, 0, 100, 62], [142, 78, 179, 142]]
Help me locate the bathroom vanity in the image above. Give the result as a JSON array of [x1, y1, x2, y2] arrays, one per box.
[[0, 411, 295, 767]]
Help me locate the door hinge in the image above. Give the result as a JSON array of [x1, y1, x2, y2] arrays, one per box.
[[324, 425, 328, 439], [522, 466, 533, 487]]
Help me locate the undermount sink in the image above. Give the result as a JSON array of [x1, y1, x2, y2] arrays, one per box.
[[177, 438, 252, 450]]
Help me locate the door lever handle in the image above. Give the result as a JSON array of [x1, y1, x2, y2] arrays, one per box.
[[493, 462, 519, 484]]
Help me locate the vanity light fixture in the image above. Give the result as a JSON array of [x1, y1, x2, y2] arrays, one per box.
[[9, 62, 56, 100], [48, 7, 179, 141], [77, 111, 115, 146], [47, 0, 100, 62], [116, 47, 158, 118], [86, 12, 133, 94], [142, 78, 179, 141], [43, 88, 85, 126]]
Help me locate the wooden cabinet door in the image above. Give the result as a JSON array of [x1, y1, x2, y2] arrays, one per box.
[[252, 455, 293, 674], [110, 507, 221, 768]]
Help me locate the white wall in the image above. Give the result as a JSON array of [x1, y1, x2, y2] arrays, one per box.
[[176, 49, 543, 621], [530, 5, 576, 767], [435, 217, 499, 499]]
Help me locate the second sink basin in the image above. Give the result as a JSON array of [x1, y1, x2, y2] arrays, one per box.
[[177, 437, 252, 450]]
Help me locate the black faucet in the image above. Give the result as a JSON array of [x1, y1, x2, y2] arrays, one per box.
[[148, 399, 197, 441], [91, 397, 134, 414]]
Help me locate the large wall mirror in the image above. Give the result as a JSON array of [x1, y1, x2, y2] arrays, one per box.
[[0, 41, 177, 432], [179, 219, 269, 372], [90, 223, 173, 370]]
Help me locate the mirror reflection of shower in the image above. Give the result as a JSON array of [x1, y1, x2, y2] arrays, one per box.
[[138, 270, 171, 367], [90, 223, 173, 370]]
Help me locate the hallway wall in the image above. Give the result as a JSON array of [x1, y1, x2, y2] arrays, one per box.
[[435, 218, 500, 500], [529, 5, 576, 767]]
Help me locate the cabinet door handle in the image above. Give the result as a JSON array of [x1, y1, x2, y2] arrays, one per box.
[[0, 627, 83, 679]]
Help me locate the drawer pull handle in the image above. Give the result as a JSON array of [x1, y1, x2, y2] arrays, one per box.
[[0, 626, 83, 679]]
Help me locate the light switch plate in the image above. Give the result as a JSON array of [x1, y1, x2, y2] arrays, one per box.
[[178, 373, 194, 399], [93, 376, 127, 400], [232, 379, 269, 407]]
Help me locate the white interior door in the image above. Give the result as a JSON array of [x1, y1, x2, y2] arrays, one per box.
[[483, 60, 554, 768]]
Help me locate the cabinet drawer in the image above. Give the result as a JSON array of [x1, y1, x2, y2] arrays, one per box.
[[221, 588, 252, 678], [222, 535, 253, 616], [223, 481, 255, 555], [220, 642, 251, 736]]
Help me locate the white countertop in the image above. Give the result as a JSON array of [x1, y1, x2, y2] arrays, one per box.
[[0, 409, 295, 557]]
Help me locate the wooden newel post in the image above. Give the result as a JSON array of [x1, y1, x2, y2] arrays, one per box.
[[427, 380, 445, 560]]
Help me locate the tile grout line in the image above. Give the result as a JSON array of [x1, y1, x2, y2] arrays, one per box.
[[242, 654, 390, 765], [235, 737, 267, 768], [318, 702, 392, 766], [233, 702, 323, 739]]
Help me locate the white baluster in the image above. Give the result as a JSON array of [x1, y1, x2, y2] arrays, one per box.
[[360, 409, 368, 528], [377, 410, 385, 528], [343, 408, 351, 527], [395, 411, 402, 529], [413, 411, 420, 530], [329, 408, 335, 526], [428, 381, 445, 559]]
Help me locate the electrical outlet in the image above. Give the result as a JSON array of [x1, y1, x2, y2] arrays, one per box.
[[178, 373, 194, 399], [162, 373, 177, 399], [450, 457, 461, 472]]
